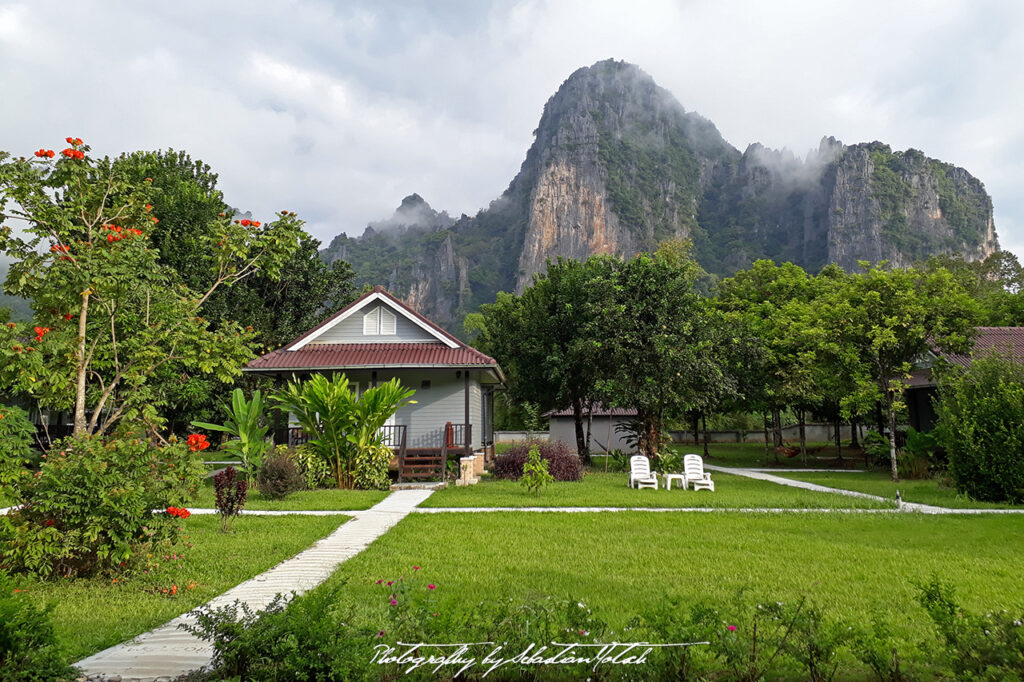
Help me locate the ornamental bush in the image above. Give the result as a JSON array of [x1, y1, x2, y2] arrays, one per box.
[[520, 444, 554, 495], [291, 444, 332, 489], [0, 435, 203, 578], [214, 466, 248, 532], [934, 353, 1024, 503], [493, 440, 582, 481], [257, 450, 305, 500], [0, 570, 79, 681]]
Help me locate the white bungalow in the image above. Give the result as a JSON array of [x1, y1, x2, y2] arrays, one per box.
[[245, 286, 505, 481]]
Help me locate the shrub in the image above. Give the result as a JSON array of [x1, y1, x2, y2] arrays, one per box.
[[0, 435, 202, 578], [291, 444, 332, 489], [916, 576, 1024, 681], [352, 443, 392, 491], [214, 466, 248, 532], [520, 445, 554, 495], [0, 570, 79, 681], [935, 353, 1024, 503], [0, 406, 36, 487], [257, 451, 305, 500], [493, 440, 582, 481]]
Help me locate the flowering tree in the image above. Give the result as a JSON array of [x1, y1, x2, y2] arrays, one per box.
[[0, 138, 302, 438]]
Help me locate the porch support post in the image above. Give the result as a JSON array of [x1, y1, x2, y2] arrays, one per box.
[[464, 370, 470, 454]]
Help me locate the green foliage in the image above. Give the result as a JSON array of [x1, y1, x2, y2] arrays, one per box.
[[519, 444, 554, 495], [817, 262, 979, 481], [0, 570, 79, 681], [935, 353, 1024, 503], [915, 576, 1024, 681], [0, 435, 203, 578], [0, 139, 303, 437], [257, 450, 305, 500], [272, 374, 413, 489], [288, 443, 332, 489], [601, 244, 735, 457], [193, 388, 270, 479], [0, 405, 37, 486]]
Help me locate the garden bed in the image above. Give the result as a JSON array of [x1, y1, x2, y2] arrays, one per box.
[[17, 514, 348, 663], [420, 471, 890, 509]]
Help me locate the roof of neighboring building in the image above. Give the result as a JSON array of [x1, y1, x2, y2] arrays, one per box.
[[910, 327, 1024, 389], [544, 404, 638, 418], [245, 286, 503, 380]]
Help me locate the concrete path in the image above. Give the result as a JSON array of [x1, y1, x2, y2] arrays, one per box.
[[75, 489, 434, 682], [706, 465, 1024, 514]]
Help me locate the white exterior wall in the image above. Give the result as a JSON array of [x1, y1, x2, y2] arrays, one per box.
[[311, 303, 439, 344], [335, 369, 483, 450]]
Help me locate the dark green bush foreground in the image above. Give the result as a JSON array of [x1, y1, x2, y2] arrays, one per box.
[[936, 353, 1024, 504], [184, 574, 1023, 681], [0, 571, 79, 682]]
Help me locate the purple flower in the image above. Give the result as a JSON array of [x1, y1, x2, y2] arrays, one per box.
[[413, 565, 421, 571], [377, 630, 386, 637], [375, 579, 383, 585], [390, 598, 397, 606], [386, 581, 393, 586], [727, 625, 737, 632], [428, 584, 436, 590]]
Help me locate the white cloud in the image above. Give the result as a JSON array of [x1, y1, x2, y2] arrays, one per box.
[[0, 0, 1020, 259]]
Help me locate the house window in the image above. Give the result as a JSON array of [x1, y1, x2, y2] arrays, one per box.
[[362, 307, 397, 335]]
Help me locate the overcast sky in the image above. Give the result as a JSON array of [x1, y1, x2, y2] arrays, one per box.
[[1, 0, 1022, 256]]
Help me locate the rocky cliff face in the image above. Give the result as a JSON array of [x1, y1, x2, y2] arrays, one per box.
[[321, 59, 997, 328]]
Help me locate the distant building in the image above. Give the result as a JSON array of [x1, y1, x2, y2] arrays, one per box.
[[907, 326, 1024, 431], [544, 404, 639, 454]]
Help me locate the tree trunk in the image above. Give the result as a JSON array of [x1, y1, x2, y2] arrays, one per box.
[[798, 409, 807, 464], [585, 405, 593, 457], [772, 408, 783, 446], [888, 400, 900, 483], [572, 398, 588, 463], [72, 291, 91, 437], [850, 417, 860, 448], [701, 414, 709, 458], [875, 402, 885, 436], [763, 413, 771, 462], [691, 412, 699, 447], [834, 413, 843, 461]]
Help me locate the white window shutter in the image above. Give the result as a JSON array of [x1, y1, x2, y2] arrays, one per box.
[[363, 308, 379, 335], [380, 308, 397, 335]]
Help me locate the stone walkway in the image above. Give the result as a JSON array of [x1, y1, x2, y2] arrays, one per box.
[[75, 489, 434, 682]]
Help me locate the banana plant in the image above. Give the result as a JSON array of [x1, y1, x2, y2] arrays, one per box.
[[193, 388, 270, 479]]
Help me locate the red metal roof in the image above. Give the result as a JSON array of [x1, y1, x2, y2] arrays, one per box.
[[247, 343, 498, 371], [945, 327, 1024, 367], [911, 327, 1024, 388]]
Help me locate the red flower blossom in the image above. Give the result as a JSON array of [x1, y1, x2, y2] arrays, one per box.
[[252, 221, 261, 227], [44, 519, 54, 527], [64, 313, 73, 320], [240, 219, 251, 226], [65, 137, 74, 144], [61, 148, 75, 157], [186, 434, 209, 452]]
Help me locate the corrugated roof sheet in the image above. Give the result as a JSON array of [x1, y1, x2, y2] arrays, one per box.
[[544, 404, 638, 418], [247, 343, 498, 371], [911, 327, 1024, 388]]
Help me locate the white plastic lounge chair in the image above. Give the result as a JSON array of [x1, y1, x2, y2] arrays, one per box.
[[683, 454, 715, 492], [629, 455, 659, 490]]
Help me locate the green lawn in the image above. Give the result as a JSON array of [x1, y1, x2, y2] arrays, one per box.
[[316, 512, 1024, 641], [778, 471, 1024, 509], [19, 514, 347, 662], [421, 471, 890, 509], [190, 479, 388, 511]]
